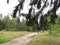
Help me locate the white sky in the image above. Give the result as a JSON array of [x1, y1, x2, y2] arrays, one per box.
[[0, 0, 31, 16], [0, 0, 60, 17], [0, 0, 18, 16]]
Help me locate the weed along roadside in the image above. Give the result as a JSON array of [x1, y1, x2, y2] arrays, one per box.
[[27, 31, 60, 45]]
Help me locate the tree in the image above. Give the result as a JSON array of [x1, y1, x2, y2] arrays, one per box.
[[0, 14, 5, 31], [7, 0, 60, 31], [3, 16, 11, 30], [16, 17, 20, 31]]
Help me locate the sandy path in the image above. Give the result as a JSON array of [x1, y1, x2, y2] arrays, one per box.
[[0, 33, 37, 45]]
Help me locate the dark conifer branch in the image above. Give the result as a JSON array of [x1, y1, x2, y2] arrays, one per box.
[[7, 0, 60, 30]]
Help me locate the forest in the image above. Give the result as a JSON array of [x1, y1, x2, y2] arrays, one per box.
[[0, 0, 60, 45]]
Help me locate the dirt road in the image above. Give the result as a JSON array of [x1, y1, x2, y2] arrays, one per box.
[[0, 33, 37, 45]]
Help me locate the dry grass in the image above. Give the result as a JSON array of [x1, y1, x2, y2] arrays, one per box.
[[27, 31, 60, 45]]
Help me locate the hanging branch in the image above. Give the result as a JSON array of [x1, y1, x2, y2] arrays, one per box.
[[7, 0, 9, 4], [13, 0, 25, 18]]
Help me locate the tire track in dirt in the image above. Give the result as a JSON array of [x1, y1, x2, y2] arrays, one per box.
[[0, 32, 37, 45]]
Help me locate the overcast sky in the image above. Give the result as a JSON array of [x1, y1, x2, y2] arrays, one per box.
[[0, 0, 31, 17], [0, 0, 60, 17]]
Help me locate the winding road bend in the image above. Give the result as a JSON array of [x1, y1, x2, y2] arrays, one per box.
[[0, 32, 37, 45]]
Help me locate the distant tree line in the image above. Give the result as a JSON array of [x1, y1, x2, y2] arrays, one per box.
[[0, 13, 60, 32], [0, 14, 38, 32]]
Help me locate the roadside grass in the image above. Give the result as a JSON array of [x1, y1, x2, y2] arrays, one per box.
[[0, 31, 31, 43], [27, 31, 60, 45]]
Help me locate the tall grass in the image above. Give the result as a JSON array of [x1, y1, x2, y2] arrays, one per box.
[[27, 31, 60, 45]]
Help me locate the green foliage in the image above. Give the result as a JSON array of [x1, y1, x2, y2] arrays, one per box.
[[0, 14, 60, 32], [0, 21, 5, 31], [6, 0, 60, 31], [0, 15, 34, 31], [27, 16, 60, 45], [12, 0, 59, 30], [0, 14, 6, 31]]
